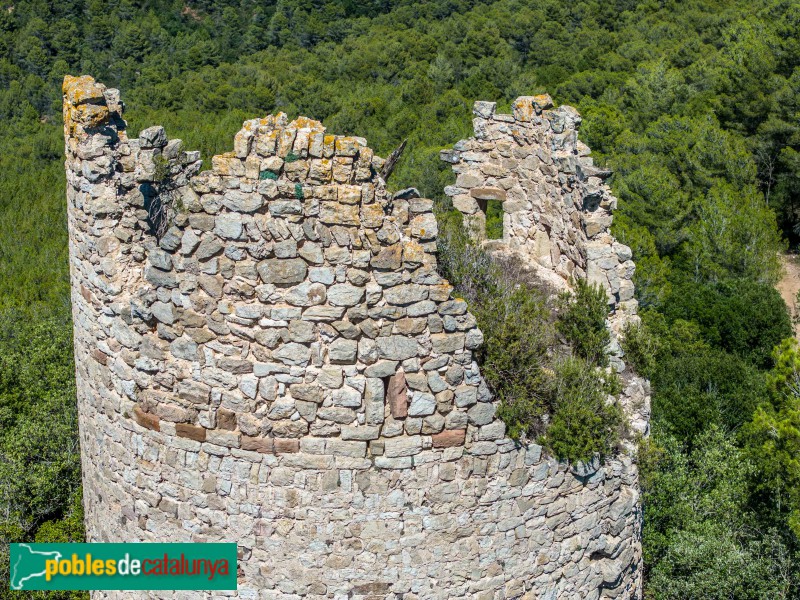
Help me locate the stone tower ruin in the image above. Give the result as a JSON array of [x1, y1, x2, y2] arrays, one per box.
[[64, 74, 648, 600]]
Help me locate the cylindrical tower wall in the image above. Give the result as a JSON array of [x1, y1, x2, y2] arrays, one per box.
[[64, 75, 644, 600]]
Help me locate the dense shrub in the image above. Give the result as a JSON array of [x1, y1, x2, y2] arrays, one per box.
[[543, 358, 624, 462], [741, 340, 800, 537], [479, 285, 554, 439], [653, 348, 767, 446], [556, 278, 611, 367], [640, 427, 798, 600], [0, 309, 84, 600], [620, 320, 660, 380], [662, 279, 792, 368], [485, 199, 504, 240], [0, 488, 87, 600], [623, 313, 768, 446], [438, 206, 623, 459]]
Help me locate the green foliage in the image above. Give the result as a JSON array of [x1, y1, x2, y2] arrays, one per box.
[[542, 358, 624, 462], [0, 491, 88, 600], [767, 338, 800, 399], [0, 309, 85, 600], [438, 208, 622, 460], [434, 208, 499, 304], [620, 320, 660, 379], [662, 278, 792, 368], [683, 183, 785, 284], [33, 488, 85, 545], [0, 310, 80, 535], [484, 199, 503, 240], [0, 125, 69, 311], [641, 427, 799, 600], [742, 339, 800, 536], [654, 346, 767, 446], [624, 312, 768, 446], [556, 278, 611, 367], [612, 112, 785, 287], [152, 153, 170, 183], [480, 285, 553, 439]]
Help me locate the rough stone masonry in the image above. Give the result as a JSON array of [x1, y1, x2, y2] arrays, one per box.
[[63, 74, 648, 600]]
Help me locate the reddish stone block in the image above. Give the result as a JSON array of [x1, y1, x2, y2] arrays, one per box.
[[387, 371, 408, 419], [432, 429, 466, 448], [132, 405, 160, 432], [176, 423, 206, 442], [91, 348, 108, 365], [274, 438, 300, 453], [241, 435, 274, 454], [216, 408, 237, 431], [371, 244, 402, 270]]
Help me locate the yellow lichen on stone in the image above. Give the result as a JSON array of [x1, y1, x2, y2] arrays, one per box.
[[256, 129, 279, 156], [335, 136, 361, 157], [292, 116, 325, 131], [512, 97, 534, 122], [402, 240, 426, 266], [511, 95, 554, 123], [63, 74, 106, 106], [359, 203, 384, 228], [212, 152, 244, 176], [337, 184, 362, 205], [76, 104, 111, 128], [62, 75, 109, 135], [533, 94, 554, 110], [308, 158, 332, 182]]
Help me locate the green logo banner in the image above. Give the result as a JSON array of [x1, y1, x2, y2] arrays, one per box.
[[9, 543, 237, 591]]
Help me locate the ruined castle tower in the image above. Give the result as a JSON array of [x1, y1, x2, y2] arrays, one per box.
[[64, 74, 647, 599]]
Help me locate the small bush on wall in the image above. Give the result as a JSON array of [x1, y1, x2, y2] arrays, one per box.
[[436, 206, 624, 461]]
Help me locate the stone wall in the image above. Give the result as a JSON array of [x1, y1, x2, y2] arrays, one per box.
[[442, 96, 650, 437], [64, 74, 644, 600]]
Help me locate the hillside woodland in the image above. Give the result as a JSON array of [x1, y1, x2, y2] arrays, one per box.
[[1, 0, 800, 597]]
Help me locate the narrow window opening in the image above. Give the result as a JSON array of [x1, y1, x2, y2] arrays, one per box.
[[485, 199, 504, 240]]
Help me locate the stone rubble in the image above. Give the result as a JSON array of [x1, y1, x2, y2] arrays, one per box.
[[63, 74, 645, 600]]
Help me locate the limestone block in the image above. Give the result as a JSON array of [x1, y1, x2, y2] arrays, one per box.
[[408, 392, 436, 417], [384, 436, 423, 458], [377, 336, 418, 361], [257, 258, 308, 285], [471, 187, 507, 201]]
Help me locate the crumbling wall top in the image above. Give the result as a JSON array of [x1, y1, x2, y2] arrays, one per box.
[[443, 96, 639, 369], [63, 74, 505, 461]]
